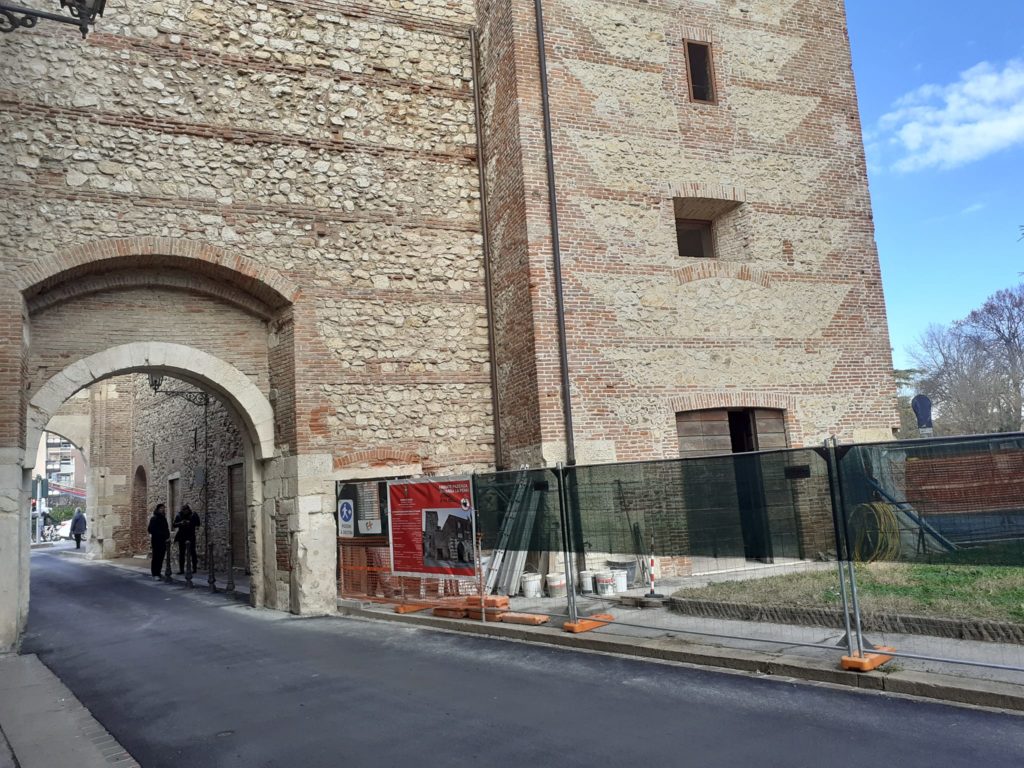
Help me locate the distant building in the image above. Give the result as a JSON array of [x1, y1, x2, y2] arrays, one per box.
[[34, 433, 86, 510]]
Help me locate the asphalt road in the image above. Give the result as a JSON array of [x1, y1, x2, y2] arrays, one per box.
[[23, 550, 1024, 768]]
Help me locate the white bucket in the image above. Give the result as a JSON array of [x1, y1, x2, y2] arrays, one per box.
[[612, 569, 629, 593], [520, 573, 542, 598], [578, 570, 594, 594], [546, 572, 567, 599], [595, 571, 615, 596]]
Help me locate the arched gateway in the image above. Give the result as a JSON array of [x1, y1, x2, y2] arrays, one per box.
[[0, 244, 339, 653]]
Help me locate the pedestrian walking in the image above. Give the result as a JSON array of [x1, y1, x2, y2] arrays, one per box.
[[147, 503, 170, 579], [70, 507, 87, 550], [172, 504, 200, 574]]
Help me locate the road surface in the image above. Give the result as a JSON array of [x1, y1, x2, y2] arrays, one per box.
[[23, 550, 1024, 768]]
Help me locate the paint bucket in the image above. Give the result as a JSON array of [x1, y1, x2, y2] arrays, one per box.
[[595, 571, 616, 597], [520, 572, 542, 598], [607, 560, 637, 586], [578, 570, 595, 594], [545, 572, 567, 599], [612, 569, 629, 593]]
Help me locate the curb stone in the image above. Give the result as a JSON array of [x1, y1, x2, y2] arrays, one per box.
[[667, 597, 1024, 644], [336, 603, 1024, 715]]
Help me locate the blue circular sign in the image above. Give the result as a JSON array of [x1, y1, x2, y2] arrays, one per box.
[[339, 500, 354, 523]]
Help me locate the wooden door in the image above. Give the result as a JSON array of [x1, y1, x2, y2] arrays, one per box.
[[228, 464, 247, 573]]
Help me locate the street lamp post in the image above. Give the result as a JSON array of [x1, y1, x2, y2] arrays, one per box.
[[0, 0, 107, 37]]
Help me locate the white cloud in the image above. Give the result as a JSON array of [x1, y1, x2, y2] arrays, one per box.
[[960, 202, 986, 215], [877, 59, 1024, 172]]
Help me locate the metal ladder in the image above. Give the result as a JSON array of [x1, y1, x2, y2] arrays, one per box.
[[484, 466, 530, 594]]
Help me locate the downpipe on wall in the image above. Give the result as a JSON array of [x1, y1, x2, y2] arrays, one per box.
[[534, 0, 576, 468], [469, 28, 504, 471]]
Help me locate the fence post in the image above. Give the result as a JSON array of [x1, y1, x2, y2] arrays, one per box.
[[208, 540, 217, 593], [185, 540, 194, 588], [832, 437, 866, 657], [226, 542, 235, 594], [556, 463, 578, 624], [822, 440, 855, 658]]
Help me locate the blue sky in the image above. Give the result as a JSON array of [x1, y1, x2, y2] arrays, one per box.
[[845, 2, 1024, 370]]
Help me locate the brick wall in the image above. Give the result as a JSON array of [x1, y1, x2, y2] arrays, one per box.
[[476, 0, 898, 465], [5, 0, 896, 474]]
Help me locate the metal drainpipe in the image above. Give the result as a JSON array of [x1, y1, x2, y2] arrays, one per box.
[[469, 28, 504, 471], [533, 0, 576, 467]]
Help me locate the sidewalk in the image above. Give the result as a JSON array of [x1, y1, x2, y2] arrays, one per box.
[[0, 654, 139, 768], [55, 544, 251, 596]]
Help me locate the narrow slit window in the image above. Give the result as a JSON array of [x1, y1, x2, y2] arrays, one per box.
[[676, 219, 714, 259], [686, 41, 715, 103]]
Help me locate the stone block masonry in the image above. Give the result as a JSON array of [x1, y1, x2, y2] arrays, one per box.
[[3, 0, 494, 474]]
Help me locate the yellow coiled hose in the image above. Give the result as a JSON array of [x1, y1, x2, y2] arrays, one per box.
[[848, 502, 903, 562]]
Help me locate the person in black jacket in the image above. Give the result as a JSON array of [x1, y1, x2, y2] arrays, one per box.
[[172, 504, 200, 575], [147, 503, 170, 579]]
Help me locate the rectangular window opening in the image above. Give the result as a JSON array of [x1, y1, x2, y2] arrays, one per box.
[[675, 219, 714, 259], [686, 41, 715, 103]]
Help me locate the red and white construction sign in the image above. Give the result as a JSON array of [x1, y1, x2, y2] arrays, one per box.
[[387, 477, 476, 579]]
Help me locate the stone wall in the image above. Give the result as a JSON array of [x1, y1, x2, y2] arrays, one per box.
[[86, 380, 134, 558], [129, 374, 245, 574], [2, 0, 493, 476]]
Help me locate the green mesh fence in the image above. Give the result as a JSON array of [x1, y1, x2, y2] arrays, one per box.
[[472, 468, 562, 553], [472, 448, 836, 567], [837, 434, 1024, 568], [564, 450, 832, 570]]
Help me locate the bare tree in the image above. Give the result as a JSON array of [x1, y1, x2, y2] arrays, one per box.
[[961, 286, 1024, 430], [909, 320, 1020, 435]]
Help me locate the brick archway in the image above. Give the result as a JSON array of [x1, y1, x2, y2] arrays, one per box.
[[26, 343, 276, 467], [13, 237, 301, 307]]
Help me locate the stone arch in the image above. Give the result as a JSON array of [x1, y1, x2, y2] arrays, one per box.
[[14, 237, 301, 307], [42, 421, 90, 460], [131, 466, 148, 555], [26, 343, 276, 468]]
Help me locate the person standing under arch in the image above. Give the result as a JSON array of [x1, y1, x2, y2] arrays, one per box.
[[147, 504, 170, 579], [172, 504, 200, 575], [70, 507, 87, 550]]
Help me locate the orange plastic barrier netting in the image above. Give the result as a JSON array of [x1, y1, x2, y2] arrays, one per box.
[[337, 538, 481, 607]]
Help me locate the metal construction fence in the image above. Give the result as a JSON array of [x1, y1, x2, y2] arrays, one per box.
[[338, 433, 1024, 676]]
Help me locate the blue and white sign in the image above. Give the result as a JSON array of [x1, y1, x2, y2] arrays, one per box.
[[338, 498, 355, 538]]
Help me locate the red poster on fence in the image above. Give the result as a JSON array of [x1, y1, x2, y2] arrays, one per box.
[[387, 477, 476, 579]]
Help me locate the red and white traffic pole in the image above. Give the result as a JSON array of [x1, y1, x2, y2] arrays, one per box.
[[647, 535, 663, 598]]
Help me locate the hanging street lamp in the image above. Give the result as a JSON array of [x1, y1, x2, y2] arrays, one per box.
[[0, 0, 107, 38]]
